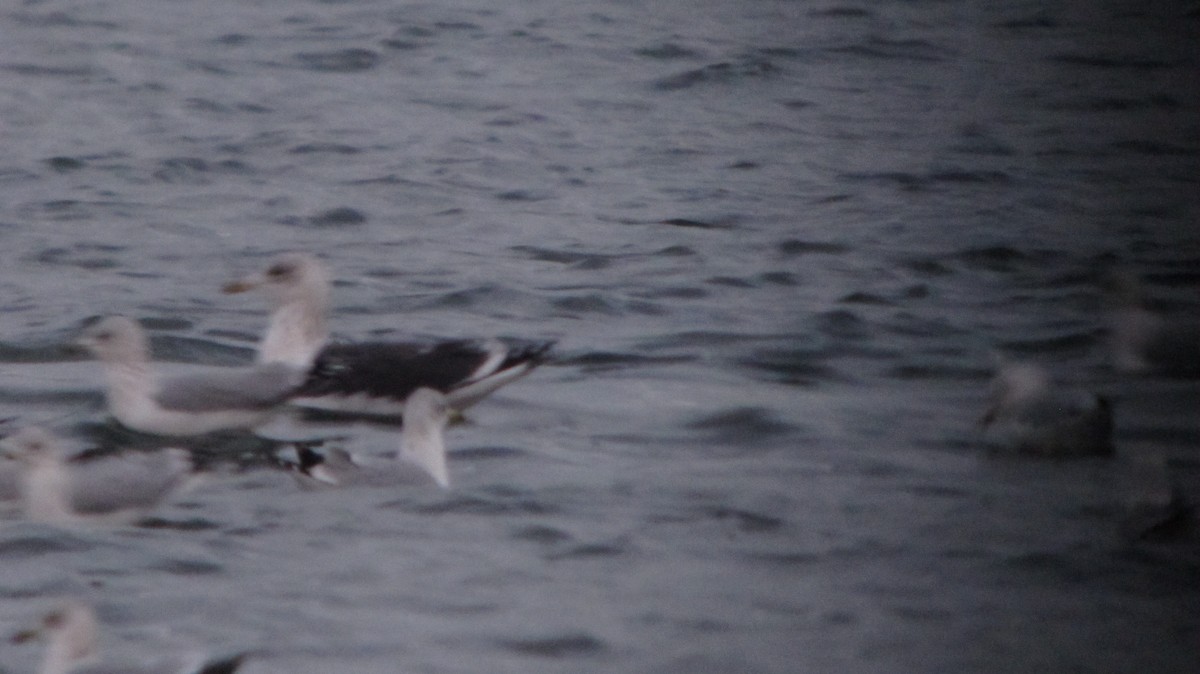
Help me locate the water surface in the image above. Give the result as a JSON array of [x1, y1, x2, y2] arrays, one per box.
[[1, 1, 1197, 672]]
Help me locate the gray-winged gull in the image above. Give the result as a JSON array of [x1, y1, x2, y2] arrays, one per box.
[[289, 387, 451, 488], [78, 316, 306, 436], [223, 252, 554, 417], [1, 427, 194, 525], [11, 601, 246, 674], [980, 361, 1114, 457]]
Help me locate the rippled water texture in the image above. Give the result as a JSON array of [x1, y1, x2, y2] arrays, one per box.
[[1, 1, 1198, 672]]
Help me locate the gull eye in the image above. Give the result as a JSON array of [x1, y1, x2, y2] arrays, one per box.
[[267, 263, 294, 279]]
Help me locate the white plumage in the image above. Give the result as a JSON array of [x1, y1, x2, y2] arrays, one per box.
[[289, 387, 452, 488], [78, 316, 305, 436]]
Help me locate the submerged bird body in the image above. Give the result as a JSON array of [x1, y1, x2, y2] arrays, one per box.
[[224, 253, 553, 417], [79, 316, 305, 436], [981, 362, 1114, 457], [13, 601, 245, 674], [2, 427, 193, 524], [290, 388, 452, 488]]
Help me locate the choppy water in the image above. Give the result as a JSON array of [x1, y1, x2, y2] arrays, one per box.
[[1, 1, 1198, 672]]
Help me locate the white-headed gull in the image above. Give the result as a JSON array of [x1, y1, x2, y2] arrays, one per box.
[[290, 387, 451, 488], [1, 427, 194, 525], [980, 361, 1114, 457], [11, 601, 246, 674], [78, 316, 306, 436], [223, 252, 554, 417]]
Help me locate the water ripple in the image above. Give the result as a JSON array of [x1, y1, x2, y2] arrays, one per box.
[[0, 533, 92, 558], [295, 48, 382, 72], [499, 633, 607, 658], [654, 58, 779, 91], [684, 407, 797, 442]]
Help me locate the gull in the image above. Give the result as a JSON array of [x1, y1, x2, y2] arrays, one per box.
[[289, 387, 451, 488], [78, 316, 307, 436], [1, 427, 194, 525], [980, 361, 1114, 457], [11, 601, 245, 674], [223, 252, 554, 417], [1106, 270, 1200, 376]]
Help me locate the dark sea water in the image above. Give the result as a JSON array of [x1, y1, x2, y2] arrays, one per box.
[[1, 1, 1198, 672]]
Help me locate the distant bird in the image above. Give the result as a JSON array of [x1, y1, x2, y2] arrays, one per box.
[[289, 387, 452, 488], [78, 316, 306, 436], [223, 252, 554, 417], [1106, 270, 1200, 376], [980, 361, 1114, 457], [1, 427, 194, 525], [11, 601, 246, 674]]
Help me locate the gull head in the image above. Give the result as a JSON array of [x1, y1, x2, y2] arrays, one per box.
[[981, 361, 1050, 427], [77, 316, 149, 365], [223, 252, 331, 310], [11, 601, 98, 667], [405, 387, 451, 436], [1, 426, 66, 466], [400, 387, 452, 488]]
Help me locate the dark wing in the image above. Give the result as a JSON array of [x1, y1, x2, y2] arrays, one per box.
[[298, 340, 504, 400], [155, 363, 306, 412]]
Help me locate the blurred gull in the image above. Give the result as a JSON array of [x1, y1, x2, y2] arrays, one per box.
[[223, 252, 554, 417], [1106, 270, 1200, 376], [79, 316, 306, 436], [290, 387, 451, 488], [11, 601, 245, 674], [980, 361, 1114, 457], [1, 427, 194, 525]]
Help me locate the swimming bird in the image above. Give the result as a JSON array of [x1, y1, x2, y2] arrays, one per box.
[[78, 316, 306, 436], [1, 427, 194, 525], [11, 601, 246, 674], [980, 361, 1114, 457], [223, 252, 554, 417], [289, 387, 451, 488]]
